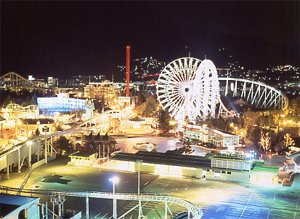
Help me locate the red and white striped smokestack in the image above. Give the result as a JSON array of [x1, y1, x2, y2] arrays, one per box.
[[126, 45, 131, 97]]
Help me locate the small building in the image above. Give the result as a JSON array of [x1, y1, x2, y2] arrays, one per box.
[[84, 81, 120, 108], [0, 194, 40, 219], [211, 129, 239, 150], [184, 124, 239, 149], [69, 151, 97, 166], [18, 118, 55, 137], [250, 163, 281, 186], [104, 151, 252, 183]]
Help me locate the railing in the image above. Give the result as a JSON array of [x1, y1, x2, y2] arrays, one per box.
[[0, 186, 203, 218]]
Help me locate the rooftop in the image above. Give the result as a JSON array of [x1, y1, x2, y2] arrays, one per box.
[[70, 151, 96, 157], [112, 151, 211, 168], [0, 194, 39, 218]]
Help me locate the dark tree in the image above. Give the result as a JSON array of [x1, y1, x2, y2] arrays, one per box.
[[35, 128, 40, 137], [158, 109, 171, 132], [247, 124, 261, 146], [142, 95, 159, 117], [55, 136, 73, 154]]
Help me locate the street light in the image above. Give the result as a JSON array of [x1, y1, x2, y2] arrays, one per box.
[[109, 176, 119, 219], [27, 141, 33, 167], [137, 160, 143, 218]]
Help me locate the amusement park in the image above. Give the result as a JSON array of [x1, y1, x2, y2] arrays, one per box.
[[1, 51, 299, 218], [1, 1, 300, 219]]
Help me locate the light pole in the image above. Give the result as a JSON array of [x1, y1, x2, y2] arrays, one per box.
[[27, 141, 33, 167], [137, 160, 143, 218], [109, 176, 119, 219]]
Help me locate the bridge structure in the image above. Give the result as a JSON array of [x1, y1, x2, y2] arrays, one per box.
[[0, 135, 54, 178]]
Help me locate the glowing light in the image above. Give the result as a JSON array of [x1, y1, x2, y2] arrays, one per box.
[[109, 175, 120, 184], [169, 120, 177, 126]]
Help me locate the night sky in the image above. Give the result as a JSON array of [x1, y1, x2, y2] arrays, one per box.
[[1, 1, 299, 80]]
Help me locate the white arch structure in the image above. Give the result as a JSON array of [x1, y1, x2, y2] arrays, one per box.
[[0, 186, 203, 219], [218, 77, 288, 111]]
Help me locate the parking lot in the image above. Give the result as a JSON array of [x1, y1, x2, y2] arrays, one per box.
[[1, 135, 299, 218]]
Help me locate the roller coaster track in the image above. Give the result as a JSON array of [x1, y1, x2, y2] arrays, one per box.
[[0, 72, 37, 88], [218, 78, 288, 111], [0, 186, 203, 218]]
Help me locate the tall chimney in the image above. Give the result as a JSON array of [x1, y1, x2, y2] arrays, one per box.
[[126, 45, 131, 97]]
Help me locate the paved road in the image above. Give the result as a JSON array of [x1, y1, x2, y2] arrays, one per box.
[[143, 176, 300, 219], [115, 136, 210, 156]]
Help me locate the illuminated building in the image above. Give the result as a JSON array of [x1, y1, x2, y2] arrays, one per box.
[[84, 81, 120, 108], [85, 99, 95, 119], [69, 151, 98, 166], [47, 76, 58, 87], [37, 93, 87, 114], [184, 124, 239, 150], [107, 151, 253, 182], [103, 151, 294, 187], [62, 74, 105, 87], [18, 118, 55, 137], [118, 96, 132, 109]]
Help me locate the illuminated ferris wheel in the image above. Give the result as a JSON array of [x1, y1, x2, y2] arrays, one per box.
[[193, 59, 220, 118], [156, 57, 220, 123]]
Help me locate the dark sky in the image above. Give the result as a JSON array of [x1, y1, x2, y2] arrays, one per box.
[[1, 1, 299, 80]]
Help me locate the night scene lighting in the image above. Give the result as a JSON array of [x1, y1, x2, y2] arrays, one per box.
[[0, 1, 300, 219]]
